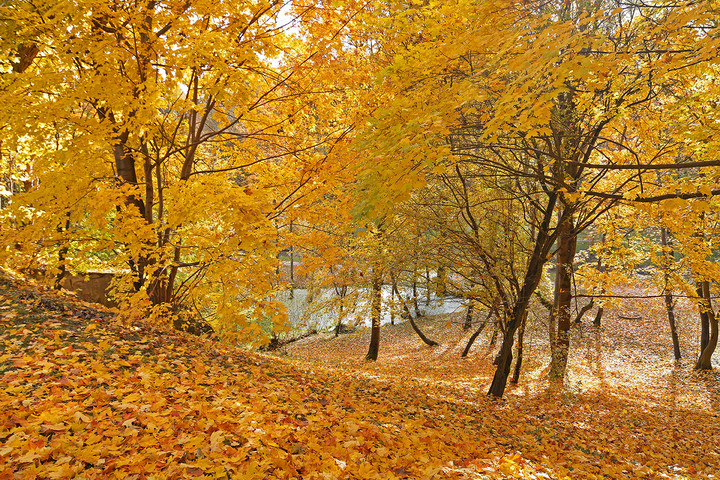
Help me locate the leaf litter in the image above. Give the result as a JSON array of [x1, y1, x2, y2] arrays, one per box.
[[1, 275, 719, 479]]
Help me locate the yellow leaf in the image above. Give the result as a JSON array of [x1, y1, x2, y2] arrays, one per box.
[[73, 411, 91, 423], [16, 451, 40, 464]]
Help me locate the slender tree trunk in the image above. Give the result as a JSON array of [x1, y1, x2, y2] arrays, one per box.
[[510, 312, 528, 384], [697, 282, 710, 355], [573, 299, 594, 324], [365, 268, 382, 361], [412, 276, 422, 317], [665, 292, 681, 361], [334, 318, 343, 336], [464, 301, 475, 330], [389, 280, 396, 325], [661, 227, 681, 360], [436, 266, 447, 298], [113, 130, 147, 293], [549, 208, 576, 381], [289, 219, 294, 299], [696, 281, 718, 370], [164, 245, 181, 305], [594, 241, 605, 327], [489, 319, 499, 345], [142, 142, 154, 223], [425, 267, 431, 306], [334, 297, 344, 337], [462, 303, 496, 357], [391, 281, 438, 346], [54, 217, 71, 290]]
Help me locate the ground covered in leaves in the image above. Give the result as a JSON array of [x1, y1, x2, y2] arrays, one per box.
[[1, 274, 719, 479]]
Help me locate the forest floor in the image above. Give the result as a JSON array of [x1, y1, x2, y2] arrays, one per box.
[[1, 271, 719, 479]]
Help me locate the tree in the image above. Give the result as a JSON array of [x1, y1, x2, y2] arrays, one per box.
[[348, 0, 720, 394], [0, 0, 354, 343]]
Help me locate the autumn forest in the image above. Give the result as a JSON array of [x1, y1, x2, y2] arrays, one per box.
[[1, 0, 720, 478]]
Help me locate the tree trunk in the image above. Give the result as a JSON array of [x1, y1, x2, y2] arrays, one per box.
[[549, 208, 576, 381], [593, 244, 605, 327], [412, 277, 422, 317], [334, 295, 345, 337], [573, 299, 594, 324], [510, 312, 527, 383], [365, 269, 382, 361], [392, 281, 438, 346], [54, 217, 71, 290], [661, 227, 681, 360], [593, 307, 604, 327], [425, 267, 431, 306], [464, 301, 474, 330], [389, 286, 396, 325], [489, 319, 499, 345], [112, 130, 147, 293], [697, 282, 710, 355], [665, 292, 681, 361], [436, 266, 447, 298], [289, 219, 295, 299], [488, 190, 558, 398], [462, 303, 496, 357], [696, 281, 718, 370]]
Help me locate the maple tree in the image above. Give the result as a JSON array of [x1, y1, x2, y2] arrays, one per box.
[[346, 0, 720, 396], [0, 0, 357, 343]]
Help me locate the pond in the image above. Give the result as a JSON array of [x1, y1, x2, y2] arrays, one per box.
[[275, 286, 466, 330]]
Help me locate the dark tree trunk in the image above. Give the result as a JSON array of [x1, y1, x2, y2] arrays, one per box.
[[55, 244, 69, 290], [392, 281, 438, 346], [412, 275, 422, 317], [665, 293, 681, 361], [489, 320, 499, 345], [425, 267, 431, 306], [593, 244, 605, 327], [289, 219, 295, 299], [334, 318, 343, 337], [661, 227, 681, 360], [365, 269, 382, 361], [436, 266, 447, 298], [697, 282, 710, 355], [573, 299, 594, 324], [464, 302, 474, 330], [109, 126, 148, 293], [389, 280, 396, 325], [462, 304, 496, 357], [12, 43, 40, 73], [696, 281, 718, 370], [510, 312, 527, 384], [334, 296, 344, 337], [549, 208, 576, 381], [488, 191, 558, 398], [54, 217, 71, 290]]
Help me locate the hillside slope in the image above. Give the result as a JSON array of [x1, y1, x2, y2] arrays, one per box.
[[1, 274, 719, 479]]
